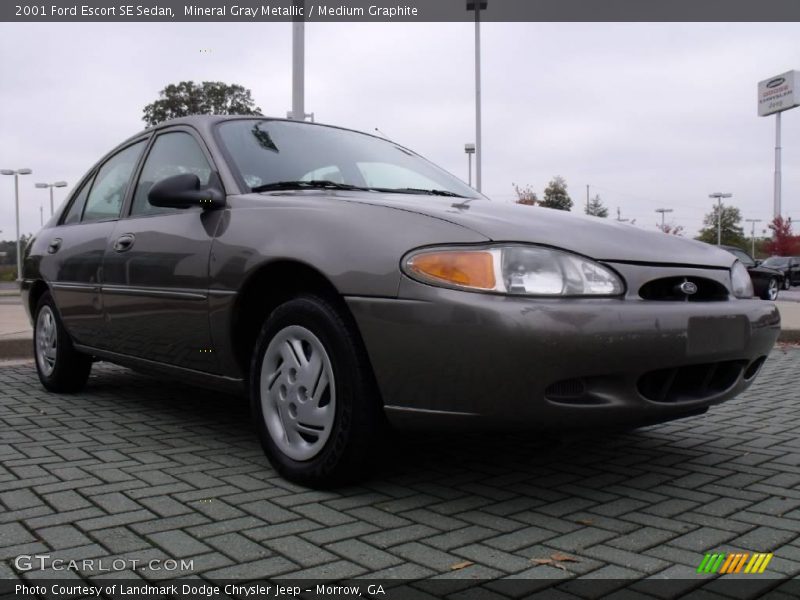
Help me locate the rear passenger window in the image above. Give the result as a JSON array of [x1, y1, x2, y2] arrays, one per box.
[[82, 141, 146, 222], [62, 174, 95, 225], [131, 132, 212, 216]]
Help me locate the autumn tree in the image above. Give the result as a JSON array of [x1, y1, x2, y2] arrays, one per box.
[[765, 216, 800, 256], [658, 222, 684, 236], [142, 81, 262, 127], [540, 176, 573, 211], [585, 194, 608, 217], [513, 183, 538, 206], [696, 203, 746, 248]]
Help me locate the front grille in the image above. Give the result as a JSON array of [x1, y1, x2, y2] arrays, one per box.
[[639, 277, 728, 302], [638, 360, 746, 403]]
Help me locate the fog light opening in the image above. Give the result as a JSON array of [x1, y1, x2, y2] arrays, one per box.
[[743, 356, 767, 381]]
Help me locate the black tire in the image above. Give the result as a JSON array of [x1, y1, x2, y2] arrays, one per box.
[[33, 291, 92, 392], [250, 294, 382, 488], [783, 277, 791, 291], [761, 278, 779, 301]]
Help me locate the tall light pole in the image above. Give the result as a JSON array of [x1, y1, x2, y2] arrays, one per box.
[[464, 143, 475, 187], [655, 208, 674, 231], [709, 192, 732, 246], [1, 168, 33, 282], [467, 1, 486, 193], [745, 218, 763, 257], [287, 0, 313, 122], [35, 180, 67, 217]]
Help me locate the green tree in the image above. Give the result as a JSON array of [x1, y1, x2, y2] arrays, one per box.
[[540, 176, 573, 211], [585, 193, 608, 217], [696, 204, 746, 248], [142, 81, 262, 127]]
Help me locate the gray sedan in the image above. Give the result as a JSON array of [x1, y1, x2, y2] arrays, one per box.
[[22, 116, 780, 486]]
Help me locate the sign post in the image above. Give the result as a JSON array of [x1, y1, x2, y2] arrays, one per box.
[[758, 70, 799, 219]]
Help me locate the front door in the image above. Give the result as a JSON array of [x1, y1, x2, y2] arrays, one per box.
[[101, 128, 223, 373]]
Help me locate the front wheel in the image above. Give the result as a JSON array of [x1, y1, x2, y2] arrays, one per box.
[[250, 295, 382, 487], [34, 291, 92, 392], [762, 278, 779, 301]]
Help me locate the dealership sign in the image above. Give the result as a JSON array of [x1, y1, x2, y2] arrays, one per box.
[[758, 70, 800, 116]]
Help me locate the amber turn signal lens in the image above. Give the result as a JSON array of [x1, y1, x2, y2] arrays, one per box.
[[408, 251, 496, 289]]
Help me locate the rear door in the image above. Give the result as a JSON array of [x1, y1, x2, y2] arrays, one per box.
[[43, 140, 147, 348], [101, 127, 224, 373]]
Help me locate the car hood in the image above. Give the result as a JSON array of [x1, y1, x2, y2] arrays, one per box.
[[338, 194, 735, 268]]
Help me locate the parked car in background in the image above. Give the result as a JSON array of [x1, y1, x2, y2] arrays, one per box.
[[21, 116, 781, 486], [761, 256, 800, 290], [721, 246, 784, 300]]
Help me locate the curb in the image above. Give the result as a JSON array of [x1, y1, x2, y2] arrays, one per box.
[[0, 337, 32, 360]]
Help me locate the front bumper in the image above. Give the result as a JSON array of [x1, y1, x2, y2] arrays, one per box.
[[346, 277, 780, 431]]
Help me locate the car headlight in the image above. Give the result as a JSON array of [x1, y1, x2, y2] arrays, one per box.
[[402, 245, 624, 296], [731, 260, 754, 298]]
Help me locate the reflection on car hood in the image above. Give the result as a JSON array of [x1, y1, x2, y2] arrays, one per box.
[[341, 194, 736, 268]]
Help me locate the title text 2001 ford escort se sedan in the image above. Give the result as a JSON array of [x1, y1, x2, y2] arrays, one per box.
[[22, 116, 780, 486]]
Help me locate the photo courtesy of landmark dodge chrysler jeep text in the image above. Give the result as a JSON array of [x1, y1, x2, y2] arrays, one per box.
[[22, 116, 781, 486]]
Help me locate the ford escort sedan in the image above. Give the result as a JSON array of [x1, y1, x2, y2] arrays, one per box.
[[22, 116, 781, 486]]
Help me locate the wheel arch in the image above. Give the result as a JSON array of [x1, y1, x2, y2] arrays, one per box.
[[28, 279, 51, 317], [229, 259, 365, 377]]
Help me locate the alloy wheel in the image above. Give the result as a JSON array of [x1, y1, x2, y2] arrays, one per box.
[[36, 306, 58, 376]]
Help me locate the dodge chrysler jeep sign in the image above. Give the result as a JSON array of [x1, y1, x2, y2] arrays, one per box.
[[758, 70, 799, 116]]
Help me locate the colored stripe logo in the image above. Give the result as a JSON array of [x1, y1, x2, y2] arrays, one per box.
[[697, 552, 773, 574]]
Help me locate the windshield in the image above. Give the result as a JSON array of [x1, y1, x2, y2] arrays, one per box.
[[763, 257, 788, 267], [216, 119, 480, 199]]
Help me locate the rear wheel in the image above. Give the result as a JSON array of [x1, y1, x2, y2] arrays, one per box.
[[783, 277, 791, 290], [762, 278, 779, 301], [34, 292, 92, 392], [250, 294, 382, 487]]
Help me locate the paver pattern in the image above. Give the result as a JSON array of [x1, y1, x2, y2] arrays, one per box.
[[2, 350, 800, 597]]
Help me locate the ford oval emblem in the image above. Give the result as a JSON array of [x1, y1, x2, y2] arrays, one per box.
[[680, 281, 698, 295], [767, 77, 786, 88]]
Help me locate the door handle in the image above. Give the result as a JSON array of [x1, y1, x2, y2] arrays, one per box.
[[47, 238, 62, 254], [113, 233, 136, 252]]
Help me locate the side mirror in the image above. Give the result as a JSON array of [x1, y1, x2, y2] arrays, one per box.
[[148, 173, 225, 210]]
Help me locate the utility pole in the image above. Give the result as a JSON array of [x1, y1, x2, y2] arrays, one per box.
[[708, 192, 732, 246], [288, 0, 312, 122], [745, 218, 763, 257], [655, 208, 674, 231], [467, 1, 486, 193]]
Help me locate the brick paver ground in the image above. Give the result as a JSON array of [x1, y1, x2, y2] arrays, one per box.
[[2, 349, 800, 597]]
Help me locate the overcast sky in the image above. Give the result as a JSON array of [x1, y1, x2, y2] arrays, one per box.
[[0, 21, 798, 241]]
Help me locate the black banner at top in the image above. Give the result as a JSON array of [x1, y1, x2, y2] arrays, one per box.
[[4, 0, 800, 22]]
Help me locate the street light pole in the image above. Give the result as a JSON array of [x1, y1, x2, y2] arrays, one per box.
[[745, 218, 763, 257], [464, 143, 475, 187], [35, 181, 68, 217], [655, 208, 674, 230], [708, 192, 732, 246], [467, 1, 486, 193], [1, 168, 32, 282]]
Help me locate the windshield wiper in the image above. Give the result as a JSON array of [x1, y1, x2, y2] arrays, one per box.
[[382, 187, 465, 198], [251, 180, 371, 193]]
